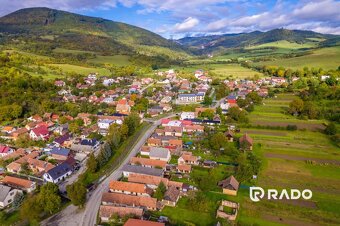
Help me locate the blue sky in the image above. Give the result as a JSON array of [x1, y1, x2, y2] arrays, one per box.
[[0, 0, 339, 38]]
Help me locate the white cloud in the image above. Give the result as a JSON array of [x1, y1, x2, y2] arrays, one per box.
[[174, 17, 199, 32]]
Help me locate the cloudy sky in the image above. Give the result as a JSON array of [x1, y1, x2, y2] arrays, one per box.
[[0, 0, 339, 38]]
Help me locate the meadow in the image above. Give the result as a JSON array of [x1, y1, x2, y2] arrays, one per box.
[[48, 63, 111, 76]]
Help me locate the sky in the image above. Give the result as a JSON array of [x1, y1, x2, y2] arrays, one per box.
[[0, 0, 339, 38]]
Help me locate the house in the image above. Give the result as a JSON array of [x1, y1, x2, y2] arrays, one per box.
[[180, 112, 195, 120], [183, 125, 204, 133], [1, 176, 36, 193], [27, 158, 54, 176], [164, 126, 182, 137], [127, 173, 183, 191], [124, 219, 164, 226], [99, 205, 143, 222], [101, 192, 157, 210], [129, 157, 167, 169], [50, 147, 70, 161], [177, 164, 191, 173], [71, 139, 100, 154], [178, 152, 199, 165], [54, 124, 69, 136], [218, 175, 239, 196], [162, 186, 180, 207], [140, 146, 151, 156], [225, 130, 234, 142], [149, 147, 171, 162], [43, 162, 72, 183], [54, 80, 65, 87], [116, 99, 134, 115], [147, 106, 164, 117], [53, 133, 71, 147], [98, 119, 115, 135], [0, 185, 21, 209], [11, 128, 28, 140], [29, 126, 49, 141], [109, 181, 153, 197], [147, 138, 162, 147], [0, 145, 13, 158], [239, 134, 253, 151], [121, 165, 163, 178], [202, 160, 217, 168]]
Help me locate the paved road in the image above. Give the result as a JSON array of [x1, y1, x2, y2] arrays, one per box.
[[43, 114, 175, 226]]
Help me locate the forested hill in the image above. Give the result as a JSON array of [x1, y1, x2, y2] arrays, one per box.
[[0, 7, 189, 59], [178, 29, 339, 53]]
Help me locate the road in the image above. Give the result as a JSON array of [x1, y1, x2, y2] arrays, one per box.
[[42, 114, 175, 226]]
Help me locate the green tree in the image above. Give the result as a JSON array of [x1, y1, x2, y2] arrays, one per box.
[[154, 181, 166, 201], [86, 153, 98, 173], [289, 98, 304, 115], [38, 183, 62, 214], [203, 96, 212, 106], [66, 182, 87, 208]]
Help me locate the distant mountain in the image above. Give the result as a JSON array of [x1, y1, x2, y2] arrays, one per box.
[[0, 7, 189, 58], [178, 29, 338, 53]]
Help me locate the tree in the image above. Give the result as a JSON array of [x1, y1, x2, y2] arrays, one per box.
[[12, 192, 25, 209], [209, 132, 227, 153], [107, 124, 122, 149], [87, 153, 98, 173], [66, 182, 87, 208], [289, 98, 304, 115], [325, 123, 337, 135], [200, 109, 214, 120], [38, 183, 62, 214], [20, 195, 42, 223], [246, 91, 262, 105], [203, 96, 212, 106], [123, 112, 140, 135], [69, 122, 80, 134], [154, 181, 166, 201]]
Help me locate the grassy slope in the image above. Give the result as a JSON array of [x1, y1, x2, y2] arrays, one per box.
[[245, 40, 318, 50], [253, 46, 340, 70]]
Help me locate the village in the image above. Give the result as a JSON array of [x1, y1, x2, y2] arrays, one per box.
[[0, 68, 289, 225]]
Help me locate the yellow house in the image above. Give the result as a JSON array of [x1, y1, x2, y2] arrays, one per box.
[[218, 175, 239, 196]]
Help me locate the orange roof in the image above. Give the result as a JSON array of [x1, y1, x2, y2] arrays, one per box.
[[178, 164, 191, 171], [147, 138, 162, 145], [27, 158, 54, 172], [6, 162, 21, 172], [99, 205, 143, 218], [169, 139, 183, 146], [180, 153, 198, 162], [101, 192, 157, 209], [109, 181, 148, 194], [128, 173, 168, 187], [2, 148, 26, 161], [130, 157, 167, 168], [2, 176, 34, 189], [2, 126, 14, 132], [124, 219, 164, 226], [16, 152, 40, 164]]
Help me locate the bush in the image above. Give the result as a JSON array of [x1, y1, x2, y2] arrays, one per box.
[[286, 125, 298, 131]]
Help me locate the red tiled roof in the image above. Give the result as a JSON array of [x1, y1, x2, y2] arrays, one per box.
[[130, 157, 167, 168], [124, 219, 164, 226], [2, 175, 34, 189]]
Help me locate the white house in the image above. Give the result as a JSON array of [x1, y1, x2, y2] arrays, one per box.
[[43, 162, 72, 184], [0, 185, 21, 209], [98, 119, 115, 135], [180, 112, 195, 120]]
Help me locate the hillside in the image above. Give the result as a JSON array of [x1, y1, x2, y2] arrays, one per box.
[[0, 7, 189, 59], [178, 29, 338, 53]]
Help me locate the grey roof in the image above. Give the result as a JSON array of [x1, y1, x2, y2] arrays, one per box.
[[149, 147, 170, 159], [51, 147, 70, 156], [46, 162, 72, 180], [0, 185, 11, 202], [122, 165, 163, 177]]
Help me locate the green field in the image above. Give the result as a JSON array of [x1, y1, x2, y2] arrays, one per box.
[[249, 93, 326, 130], [246, 40, 318, 50], [87, 55, 130, 66], [254, 46, 340, 70], [236, 93, 340, 226], [48, 63, 111, 76]]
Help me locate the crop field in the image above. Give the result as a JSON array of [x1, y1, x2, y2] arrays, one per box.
[[48, 63, 111, 76], [253, 46, 340, 70], [235, 93, 340, 226], [249, 93, 326, 131]]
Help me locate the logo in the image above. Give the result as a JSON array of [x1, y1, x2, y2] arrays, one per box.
[[249, 187, 312, 202]]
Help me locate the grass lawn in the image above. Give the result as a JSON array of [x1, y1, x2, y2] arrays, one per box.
[[253, 46, 340, 70], [0, 211, 21, 226], [246, 40, 318, 50]]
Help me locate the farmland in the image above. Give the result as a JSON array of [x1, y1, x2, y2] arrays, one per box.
[[235, 93, 340, 226]]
